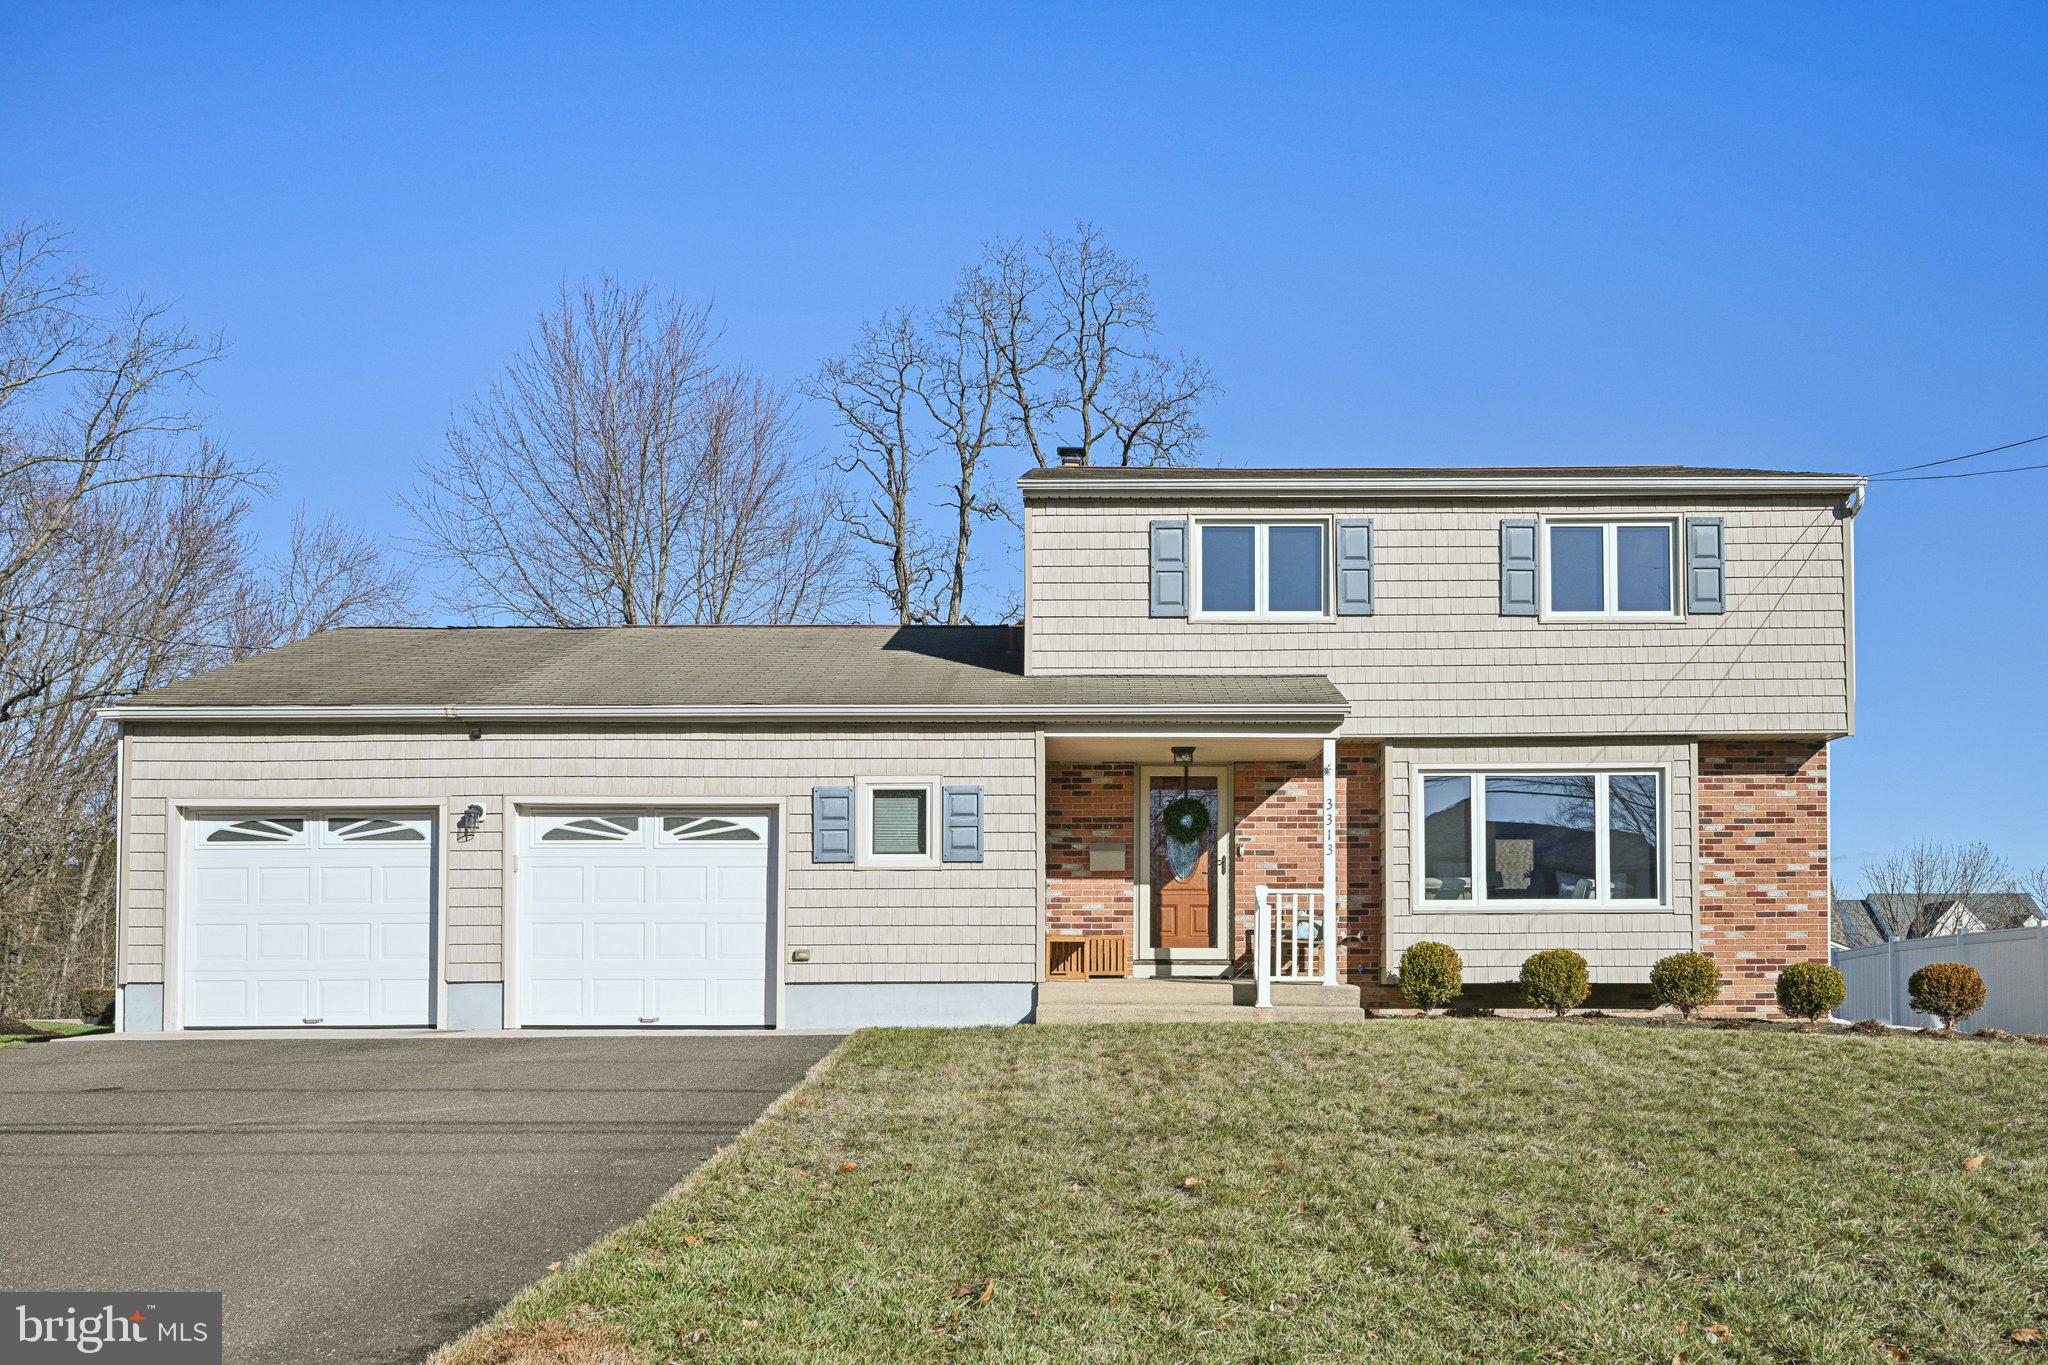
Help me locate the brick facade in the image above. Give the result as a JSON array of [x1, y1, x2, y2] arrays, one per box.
[[1046, 747, 1389, 982], [1045, 762, 1137, 950], [1696, 740, 1831, 1014]]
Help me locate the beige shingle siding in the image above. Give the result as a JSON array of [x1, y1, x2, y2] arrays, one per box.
[[1382, 739, 1697, 983], [120, 722, 1039, 987], [1025, 497, 1851, 738]]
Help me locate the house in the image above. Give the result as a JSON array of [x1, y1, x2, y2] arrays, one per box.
[[106, 460, 1861, 1031], [1832, 893, 2044, 948]]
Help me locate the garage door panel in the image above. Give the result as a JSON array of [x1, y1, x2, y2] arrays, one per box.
[[654, 865, 709, 902], [257, 922, 311, 961], [193, 922, 250, 963], [654, 921, 709, 960], [531, 865, 586, 903], [184, 812, 434, 1028], [520, 809, 770, 1027], [591, 921, 647, 959], [258, 866, 313, 902]]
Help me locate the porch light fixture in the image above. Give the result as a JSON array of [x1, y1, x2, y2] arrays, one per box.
[[1170, 745, 1196, 766], [455, 803, 485, 836]]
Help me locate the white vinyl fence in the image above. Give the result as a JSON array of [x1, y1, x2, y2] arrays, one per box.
[[1833, 924, 2048, 1033]]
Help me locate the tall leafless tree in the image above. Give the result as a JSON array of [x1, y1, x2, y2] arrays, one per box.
[[0, 222, 412, 1017], [813, 222, 1214, 624], [408, 277, 852, 626]]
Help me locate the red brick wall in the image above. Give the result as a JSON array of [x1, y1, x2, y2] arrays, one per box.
[[1337, 742, 1393, 1001], [1045, 762, 1136, 948], [1231, 761, 1323, 962], [1696, 740, 1831, 1014]]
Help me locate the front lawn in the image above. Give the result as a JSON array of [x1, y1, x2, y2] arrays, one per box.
[[0, 1020, 110, 1048], [448, 1021, 2048, 1363]]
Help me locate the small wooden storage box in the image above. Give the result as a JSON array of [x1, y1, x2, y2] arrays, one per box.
[[1046, 934, 1131, 979]]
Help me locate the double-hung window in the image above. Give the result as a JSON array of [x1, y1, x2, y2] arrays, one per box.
[[1420, 769, 1663, 907], [1195, 521, 1327, 618], [1544, 521, 1678, 619]]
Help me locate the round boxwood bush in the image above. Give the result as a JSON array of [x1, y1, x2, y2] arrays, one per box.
[[1907, 961, 1987, 1033], [1775, 961, 1846, 1021], [1518, 949, 1590, 1017], [1398, 941, 1464, 1015], [76, 987, 115, 1027], [1649, 952, 1723, 1019]]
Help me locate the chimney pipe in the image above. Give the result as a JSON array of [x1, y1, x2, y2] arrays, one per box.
[[1056, 446, 1085, 467]]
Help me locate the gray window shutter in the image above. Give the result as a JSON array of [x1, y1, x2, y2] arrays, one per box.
[[1686, 517, 1726, 614], [811, 786, 853, 863], [1335, 519, 1374, 616], [1149, 519, 1188, 618], [941, 786, 984, 863], [1500, 519, 1539, 616]]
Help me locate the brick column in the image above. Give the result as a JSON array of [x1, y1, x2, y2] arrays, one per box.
[[1696, 740, 1831, 1014]]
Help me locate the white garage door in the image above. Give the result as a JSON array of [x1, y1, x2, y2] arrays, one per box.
[[518, 810, 773, 1027], [184, 813, 435, 1027]]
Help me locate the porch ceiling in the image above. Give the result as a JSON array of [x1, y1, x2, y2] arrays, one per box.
[[1044, 730, 1335, 764]]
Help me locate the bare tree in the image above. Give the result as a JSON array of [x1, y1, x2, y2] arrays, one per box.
[[1860, 840, 2016, 938], [812, 222, 1214, 623], [804, 310, 937, 624], [228, 508, 418, 653], [408, 277, 852, 626]]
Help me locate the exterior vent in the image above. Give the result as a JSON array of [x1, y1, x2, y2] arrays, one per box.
[[1056, 446, 1085, 467]]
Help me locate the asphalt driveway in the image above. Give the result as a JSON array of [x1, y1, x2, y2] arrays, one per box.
[[0, 1033, 840, 1363]]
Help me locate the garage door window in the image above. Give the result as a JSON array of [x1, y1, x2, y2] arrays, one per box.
[[538, 813, 639, 843], [328, 816, 429, 843], [662, 814, 767, 843], [203, 816, 306, 844]]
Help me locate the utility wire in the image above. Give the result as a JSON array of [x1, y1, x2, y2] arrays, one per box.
[[1870, 459, 2048, 484], [1870, 431, 2048, 478]]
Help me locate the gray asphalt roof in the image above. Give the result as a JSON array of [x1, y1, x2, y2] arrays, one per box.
[[1834, 894, 2044, 946], [1018, 463, 1857, 480], [122, 625, 1349, 712]]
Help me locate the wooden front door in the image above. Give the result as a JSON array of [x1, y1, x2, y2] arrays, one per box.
[[1149, 775, 1219, 950]]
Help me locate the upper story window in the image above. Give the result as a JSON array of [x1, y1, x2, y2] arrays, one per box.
[[1543, 520, 1678, 619], [1194, 521, 1327, 619]]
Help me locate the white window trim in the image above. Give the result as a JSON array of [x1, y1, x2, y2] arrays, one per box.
[[1413, 764, 1671, 912], [1188, 516, 1334, 622], [856, 776, 942, 868], [1538, 517, 1683, 623]]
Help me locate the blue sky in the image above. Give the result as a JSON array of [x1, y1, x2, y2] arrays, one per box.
[[6, 3, 2044, 885]]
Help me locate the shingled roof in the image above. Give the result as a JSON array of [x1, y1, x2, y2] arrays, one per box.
[[116, 625, 1349, 716]]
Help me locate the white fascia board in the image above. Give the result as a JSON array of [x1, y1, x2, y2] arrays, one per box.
[[1020, 473, 1869, 501], [99, 701, 1351, 723]]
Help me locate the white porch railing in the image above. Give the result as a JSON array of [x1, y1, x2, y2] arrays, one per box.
[[1253, 884, 1336, 1006]]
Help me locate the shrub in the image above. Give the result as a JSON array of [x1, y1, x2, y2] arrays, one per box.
[[1398, 941, 1463, 1015], [77, 987, 115, 1026], [1518, 949, 1590, 1017], [1648, 952, 1722, 1019], [1908, 961, 1986, 1033], [1775, 961, 1846, 1021]]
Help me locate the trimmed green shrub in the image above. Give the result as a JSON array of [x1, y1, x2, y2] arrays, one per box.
[[1398, 941, 1463, 1015], [1908, 961, 1986, 1033], [77, 987, 115, 1026], [1775, 961, 1846, 1021], [1648, 952, 1723, 1019], [1518, 949, 1590, 1017]]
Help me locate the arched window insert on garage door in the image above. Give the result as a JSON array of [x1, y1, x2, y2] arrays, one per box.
[[661, 814, 767, 843], [327, 816, 429, 843], [536, 814, 640, 843], [202, 816, 307, 844]]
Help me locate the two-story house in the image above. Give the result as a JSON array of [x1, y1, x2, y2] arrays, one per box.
[[106, 460, 1859, 1031]]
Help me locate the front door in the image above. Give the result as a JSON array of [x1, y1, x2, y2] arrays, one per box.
[[1149, 775, 1219, 950]]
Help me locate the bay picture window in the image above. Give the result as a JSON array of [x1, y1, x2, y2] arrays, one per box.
[[1196, 521, 1327, 618], [1421, 769, 1663, 906], [1544, 521, 1677, 618]]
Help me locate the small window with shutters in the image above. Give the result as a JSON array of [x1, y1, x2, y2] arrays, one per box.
[[857, 777, 939, 866]]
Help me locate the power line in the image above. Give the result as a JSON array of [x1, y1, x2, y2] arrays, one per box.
[[1870, 431, 2048, 478], [1871, 459, 2048, 484]]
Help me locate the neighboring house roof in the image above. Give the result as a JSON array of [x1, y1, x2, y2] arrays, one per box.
[[1832, 894, 2045, 946], [109, 625, 1351, 720], [1019, 463, 1866, 499]]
